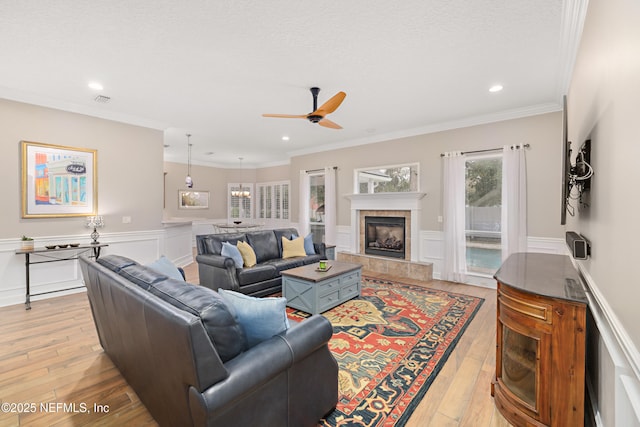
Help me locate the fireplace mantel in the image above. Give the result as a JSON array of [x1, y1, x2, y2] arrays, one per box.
[[344, 192, 427, 210], [345, 192, 427, 262]]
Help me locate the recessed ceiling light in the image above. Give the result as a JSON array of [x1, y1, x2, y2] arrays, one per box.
[[88, 82, 104, 91], [205, 151, 215, 155], [489, 84, 503, 93], [282, 136, 290, 141]]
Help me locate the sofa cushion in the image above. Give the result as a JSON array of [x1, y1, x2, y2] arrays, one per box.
[[237, 264, 278, 286], [149, 279, 247, 361], [147, 256, 184, 281], [282, 236, 307, 258], [204, 233, 246, 255], [263, 258, 306, 273], [119, 264, 168, 290], [301, 254, 324, 265], [97, 254, 137, 273], [236, 241, 257, 267], [304, 233, 316, 255], [218, 289, 290, 348], [221, 241, 243, 269], [273, 228, 298, 258], [246, 230, 279, 263]]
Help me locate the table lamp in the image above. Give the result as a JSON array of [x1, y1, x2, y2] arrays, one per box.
[[86, 216, 104, 245]]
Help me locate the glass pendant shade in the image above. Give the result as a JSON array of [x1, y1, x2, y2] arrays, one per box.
[[185, 133, 193, 188]]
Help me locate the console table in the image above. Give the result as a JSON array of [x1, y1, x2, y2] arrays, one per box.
[[15, 243, 108, 309]]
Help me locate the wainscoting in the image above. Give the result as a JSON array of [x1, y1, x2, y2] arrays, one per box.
[[0, 226, 193, 308], [578, 264, 640, 427], [337, 226, 568, 288]]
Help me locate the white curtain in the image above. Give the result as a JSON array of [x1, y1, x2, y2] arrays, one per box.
[[299, 171, 311, 237], [442, 151, 467, 282], [324, 167, 337, 245], [501, 144, 528, 259]]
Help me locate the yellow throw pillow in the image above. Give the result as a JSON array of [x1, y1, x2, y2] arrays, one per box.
[[282, 236, 307, 259], [236, 241, 257, 267]]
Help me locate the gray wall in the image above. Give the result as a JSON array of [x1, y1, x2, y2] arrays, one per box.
[[568, 0, 640, 352], [0, 98, 164, 239], [289, 112, 565, 239], [163, 162, 290, 221], [163, 161, 230, 219]]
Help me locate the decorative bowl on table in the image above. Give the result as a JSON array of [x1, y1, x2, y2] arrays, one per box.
[[233, 220, 242, 225], [45, 245, 57, 249], [57, 244, 69, 248], [69, 243, 80, 247]]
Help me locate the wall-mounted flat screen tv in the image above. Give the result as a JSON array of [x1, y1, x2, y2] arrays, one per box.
[[561, 95, 571, 225]]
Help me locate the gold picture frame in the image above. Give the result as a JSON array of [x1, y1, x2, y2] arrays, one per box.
[[21, 141, 98, 218], [178, 190, 210, 209]]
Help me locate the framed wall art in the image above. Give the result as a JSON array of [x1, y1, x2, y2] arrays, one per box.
[[178, 190, 210, 209], [21, 141, 98, 218]]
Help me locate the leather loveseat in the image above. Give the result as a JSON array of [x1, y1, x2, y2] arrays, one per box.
[[79, 254, 338, 427], [196, 228, 326, 297]]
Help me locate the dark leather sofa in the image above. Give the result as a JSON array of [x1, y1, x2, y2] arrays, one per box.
[[196, 228, 326, 297], [79, 254, 338, 427]]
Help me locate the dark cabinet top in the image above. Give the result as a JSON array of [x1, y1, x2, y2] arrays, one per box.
[[494, 252, 588, 304]]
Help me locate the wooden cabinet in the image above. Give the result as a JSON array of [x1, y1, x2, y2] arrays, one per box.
[[492, 253, 587, 426]]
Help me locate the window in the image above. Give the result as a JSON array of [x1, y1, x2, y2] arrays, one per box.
[[257, 181, 290, 225], [309, 173, 325, 243], [228, 183, 253, 220], [465, 155, 502, 274], [355, 163, 419, 194]]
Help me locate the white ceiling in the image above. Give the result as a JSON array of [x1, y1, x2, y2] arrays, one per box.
[[0, 0, 583, 168]]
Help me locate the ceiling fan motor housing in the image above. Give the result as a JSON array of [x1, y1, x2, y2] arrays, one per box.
[[308, 87, 322, 122]]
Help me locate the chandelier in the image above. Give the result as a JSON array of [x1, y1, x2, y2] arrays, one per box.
[[231, 157, 251, 198]]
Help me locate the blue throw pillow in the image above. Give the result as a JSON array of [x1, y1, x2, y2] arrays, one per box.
[[304, 233, 316, 255], [146, 256, 184, 281], [217, 288, 290, 348], [221, 241, 243, 269]]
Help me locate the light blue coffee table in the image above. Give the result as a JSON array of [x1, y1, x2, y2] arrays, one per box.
[[282, 261, 362, 314]]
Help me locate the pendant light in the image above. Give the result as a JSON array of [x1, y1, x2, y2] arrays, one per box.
[[185, 133, 193, 188], [231, 157, 251, 198]]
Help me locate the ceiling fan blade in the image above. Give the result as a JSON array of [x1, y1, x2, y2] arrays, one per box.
[[319, 118, 343, 129], [314, 91, 346, 115], [262, 113, 307, 119]]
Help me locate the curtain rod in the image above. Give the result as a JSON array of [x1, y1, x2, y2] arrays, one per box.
[[305, 166, 338, 173], [440, 143, 530, 157]]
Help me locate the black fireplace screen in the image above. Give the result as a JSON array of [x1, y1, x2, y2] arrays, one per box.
[[364, 216, 406, 259]]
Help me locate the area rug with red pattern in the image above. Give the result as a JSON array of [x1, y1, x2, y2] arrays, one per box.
[[287, 277, 484, 427]]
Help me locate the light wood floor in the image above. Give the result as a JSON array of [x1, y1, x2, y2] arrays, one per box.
[[0, 261, 511, 426]]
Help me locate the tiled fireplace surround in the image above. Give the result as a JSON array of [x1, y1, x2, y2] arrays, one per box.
[[338, 193, 433, 282]]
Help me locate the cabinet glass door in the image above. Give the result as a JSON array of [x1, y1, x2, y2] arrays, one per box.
[[501, 325, 538, 408]]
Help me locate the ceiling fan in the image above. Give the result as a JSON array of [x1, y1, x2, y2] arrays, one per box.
[[262, 87, 346, 129]]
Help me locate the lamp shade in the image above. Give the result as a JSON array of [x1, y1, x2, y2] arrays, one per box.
[[86, 215, 104, 228]]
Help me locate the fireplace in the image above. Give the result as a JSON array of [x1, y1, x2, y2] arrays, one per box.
[[364, 216, 406, 259]]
